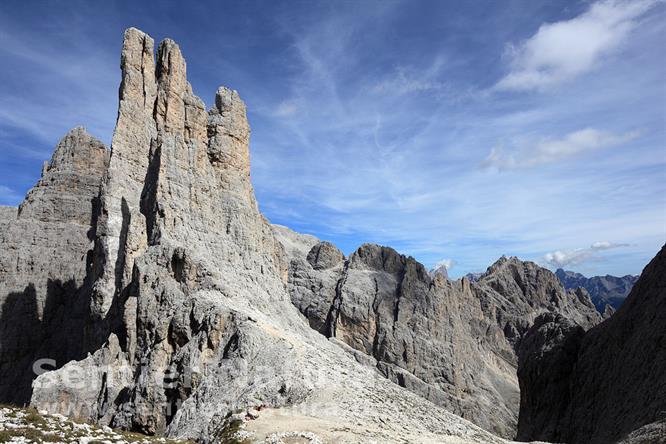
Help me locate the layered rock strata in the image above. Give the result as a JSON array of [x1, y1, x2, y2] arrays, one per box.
[[2, 25, 657, 444]]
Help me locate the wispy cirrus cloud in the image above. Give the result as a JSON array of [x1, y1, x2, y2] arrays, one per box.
[[0, 1, 663, 279], [495, 0, 659, 91], [481, 128, 640, 170], [372, 59, 448, 96], [543, 241, 630, 268], [248, 0, 664, 278], [273, 100, 300, 118], [0, 20, 118, 144]]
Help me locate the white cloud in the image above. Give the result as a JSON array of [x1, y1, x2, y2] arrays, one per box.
[[430, 258, 454, 279], [435, 258, 455, 270], [591, 240, 624, 249], [495, 0, 658, 91], [481, 128, 639, 170], [543, 241, 629, 268], [238, 0, 665, 278]]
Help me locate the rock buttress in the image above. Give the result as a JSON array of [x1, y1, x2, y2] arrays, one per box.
[[0, 128, 109, 404]]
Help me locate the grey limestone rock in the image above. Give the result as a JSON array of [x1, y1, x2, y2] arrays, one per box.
[[31, 333, 132, 424], [472, 256, 602, 354], [515, 313, 585, 441], [5, 24, 652, 444], [0, 127, 109, 405], [306, 241, 345, 270], [603, 303, 616, 318], [429, 263, 449, 280], [18, 28, 519, 444], [276, 228, 605, 439], [90, 28, 157, 322], [616, 419, 666, 444]]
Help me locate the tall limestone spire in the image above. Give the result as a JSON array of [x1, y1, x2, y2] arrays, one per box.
[[90, 28, 158, 319]]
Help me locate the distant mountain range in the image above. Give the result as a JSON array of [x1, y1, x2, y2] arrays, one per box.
[[555, 268, 639, 312], [465, 272, 484, 282], [464, 268, 638, 313]]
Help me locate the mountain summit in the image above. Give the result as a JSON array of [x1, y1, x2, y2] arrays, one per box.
[[0, 28, 514, 443], [0, 28, 663, 444]]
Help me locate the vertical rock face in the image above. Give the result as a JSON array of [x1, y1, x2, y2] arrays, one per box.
[[516, 244, 666, 444], [23, 29, 515, 444], [276, 226, 603, 439], [0, 128, 109, 404], [515, 313, 585, 441], [31, 28, 290, 436], [18, 127, 109, 225], [90, 28, 156, 321], [88, 34, 290, 435], [6, 25, 659, 444]]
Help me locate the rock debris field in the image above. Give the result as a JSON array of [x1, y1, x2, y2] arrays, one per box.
[[0, 405, 327, 444]]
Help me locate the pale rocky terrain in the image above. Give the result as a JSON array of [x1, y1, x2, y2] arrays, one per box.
[[0, 26, 662, 444], [0, 405, 191, 443], [274, 225, 603, 439]]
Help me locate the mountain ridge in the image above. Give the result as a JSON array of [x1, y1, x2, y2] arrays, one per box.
[[274, 225, 603, 438], [517, 245, 666, 444], [555, 268, 639, 312], [0, 28, 531, 444], [0, 27, 662, 444]]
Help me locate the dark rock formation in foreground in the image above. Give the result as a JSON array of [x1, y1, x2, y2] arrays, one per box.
[[556, 268, 639, 312], [274, 225, 603, 439], [517, 245, 666, 444], [0, 128, 109, 404]]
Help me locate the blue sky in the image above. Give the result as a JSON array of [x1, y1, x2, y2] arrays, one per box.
[[1, 0, 664, 278]]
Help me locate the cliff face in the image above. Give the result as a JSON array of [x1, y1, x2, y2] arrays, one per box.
[[472, 256, 602, 353], [0, 128, 109, 405], [275, 226, 602, 439], [3, 28, 522, 444], [517, 245, 666, 444], [29, 28, 303, 437], [1, 26, 661, 444]]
